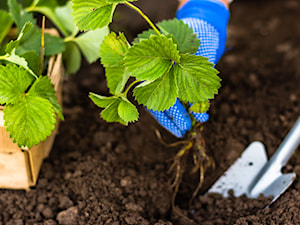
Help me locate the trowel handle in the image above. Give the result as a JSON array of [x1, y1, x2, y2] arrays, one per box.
[[269, 116, 300, 168]]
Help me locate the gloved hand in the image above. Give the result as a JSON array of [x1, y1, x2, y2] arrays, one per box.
[[148, 0, 230, 138]]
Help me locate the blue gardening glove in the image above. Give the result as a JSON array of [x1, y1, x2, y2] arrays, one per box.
[[148, 0, 230, 138]]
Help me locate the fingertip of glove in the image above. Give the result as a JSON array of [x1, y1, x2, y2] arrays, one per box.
[[192, 112, 209, 123], [147, 108, 185, 138], [165, 100, 192, 131]]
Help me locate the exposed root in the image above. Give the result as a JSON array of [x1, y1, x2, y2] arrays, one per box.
[[155, 124, 215, 217]]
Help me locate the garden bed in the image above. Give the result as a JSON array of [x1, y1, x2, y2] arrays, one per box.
[[0, 0, 299, 224]]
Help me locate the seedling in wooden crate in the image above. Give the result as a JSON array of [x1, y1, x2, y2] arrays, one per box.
[[0, 0, 108, 189]]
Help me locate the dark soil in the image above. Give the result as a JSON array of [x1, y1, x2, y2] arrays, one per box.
[[1, 0, 300, 224]]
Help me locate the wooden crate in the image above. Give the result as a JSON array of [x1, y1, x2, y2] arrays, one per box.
[[0, 54, 64, 190]]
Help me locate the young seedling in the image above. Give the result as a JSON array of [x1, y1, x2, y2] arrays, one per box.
[[0, 0, 108, 148], [72, 0, 220, 209]]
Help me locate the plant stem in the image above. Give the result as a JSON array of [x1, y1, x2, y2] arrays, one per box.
[[123, 79, 141, 97], [123, 2, 161, 36], [26, 6, 69, 37], [39, 16, 45, 76]]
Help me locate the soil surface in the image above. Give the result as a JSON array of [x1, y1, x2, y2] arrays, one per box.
[[1, 0, 300, 224]]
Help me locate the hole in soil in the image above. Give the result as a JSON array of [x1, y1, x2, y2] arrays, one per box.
[[249, 162, 253, 166]]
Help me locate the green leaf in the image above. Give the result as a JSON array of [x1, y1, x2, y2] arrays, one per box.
[[117, 99, 138, 123], [2, 23, 37, 77], [133, 68, 177, 111], [0, 64, 34, 105], [8, 0, 22, 27], [17, 0, 32, 8], [35, 0, 57, 8], [100, 98, 127, 125], [20, 50, 40, 74], [54, 1, 77, 34], [100, 32, 130, 94], [28, 0, 71, 36], [158, 19, 200, 54], [8, 0, 36, 29], [73, 26, 109, 63], [3, 95, 56, 148], [175, 54, 220, 103], [133, 19, 200, 54], [189, 101, 210, 113], [105, 67, 130, 95], [125, 35, 180, 81], [89, 93, 138, 125], [133, 29, 157, 44], [17, 28, 65, 56], [100, 32, 129, 67], [63, 41, 81, 74], [5, 22, 33, 54], [29, 76, 64, 120], [0, 10, 13, 44], [44, 32, 66, 56], [72, 0, 116, 31], [2, 51, 36, 77], [89, 93, 117, 108]]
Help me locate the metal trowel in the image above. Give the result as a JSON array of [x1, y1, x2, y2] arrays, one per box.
[[207, 116, 300, 205]]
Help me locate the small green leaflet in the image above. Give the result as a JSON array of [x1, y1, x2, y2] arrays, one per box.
[[0, 64, 34, 105], [125, 35, 180, 80], [1, 52, 36, 78], [54, 1, 77, 35], [72, 0, 117, 31], [174, 54, 220, 103], [28, 0, 73, 36], [7, 0, 22, 27], [89, 93, 138, 125], [17, 28, 65, 57], [64, 26, 109, 74], [5, 22, 33, 54], [117, 98, 139, 122], [134, 18, 200, 54], [100, 32, 130, 94], [4, 96, 56, 148], [29, 76, 64, 120], [133, 29, 156, 44], [100, 32, 129, 67], [189, 101, 210, 113], [1, 22, 38, 77], [0, 10, 13, 44], [63, 41, 81, 74], [105, 67, 130, 95], [20, 50, 40, 75], [158, 19, 200, 54], [73, 27, 109, 63], [8, 0, 36, 30], [89, 93, 116, 108], [133, 68, 178, 111]]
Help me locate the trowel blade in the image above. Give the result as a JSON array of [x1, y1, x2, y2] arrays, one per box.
[[260, 172, 296, 204], [207, 141, 268, 197]]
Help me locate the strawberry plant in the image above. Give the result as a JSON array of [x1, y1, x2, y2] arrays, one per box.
[[0, 0, 109, 148], [72, 0, 221, 209], [72, 0, 220, 124]]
